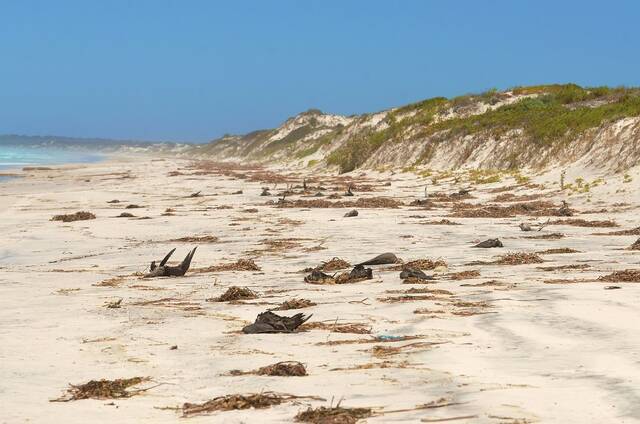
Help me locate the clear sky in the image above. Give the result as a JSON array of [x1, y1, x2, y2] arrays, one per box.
[[1, 0, 639, 142]]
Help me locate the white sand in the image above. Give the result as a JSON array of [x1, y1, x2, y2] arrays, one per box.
[[1, 156, 640, 423]]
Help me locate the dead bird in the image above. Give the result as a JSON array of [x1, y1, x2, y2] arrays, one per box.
[[519, 223, 533, 232], [399, 267, 433, 280], [557, 200, 573, 216], [344, 209, 358, 217], [304, 268, 335, 284], [242, 311, 311, 334], [145, 247, 197, 278], [348, 264, 372, 280], [473, 238, 503, 248], [357, 252, 401, 266], [344, 184, 354, 197]]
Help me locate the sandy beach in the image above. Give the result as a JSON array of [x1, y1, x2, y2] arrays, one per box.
[[2, 155, 640, 423]]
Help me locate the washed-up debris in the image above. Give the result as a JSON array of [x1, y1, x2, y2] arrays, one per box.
[[189, 191, 202, 197], [449, 200, 569, 218], [598, 269, 640, 283], [493, 252, 544, 265], [104, 298, 122, 308], [447, 270, 481, 280], [273, 298, 317, 310], [551, 218, 618, 228], [305, 269, 336, 284], [125, 204, 142, 209], [629, 238, 640, 250], [385, 258, 447, 271], [276, 197, 402, 209], [418, 219, 461, 225], [536, 248, 580, 254], [261, 187, 271, 196], [301, 321, 371, 334], [605, 286, 621, 290], [229, 361, 307, 377], [51, 377, 150, 401], [593, 226, 640, 236], [168, 235, 219, 243], [145, 247, 197, 278], [295, 405, 372, 423], [557, 200, 573, 216], [399, 267, 432, 280], [519, 223, 533, 231], [344, 209, 358, 217], [107, 199, 120, 204], [357, 252, 402, 266], [473, 238, 503, 248], [194, 258, 261, 273], [538, 264, 590, 271], [51, 211, 96, 222], [524, 232, 565, 239], [242, 311, 312, 334], [116, 212, 135, 218], [182, 392, 323, 417], [336, 265, 373, 283], [318, 257, 351, 272], [208, 286, 257, 302]]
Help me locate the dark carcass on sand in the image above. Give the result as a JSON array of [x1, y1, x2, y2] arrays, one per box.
[[145, 247, 197, 278], [242, 311, 312, 334]]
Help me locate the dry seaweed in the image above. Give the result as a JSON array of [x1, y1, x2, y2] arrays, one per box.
[[182, 392, 322, 417], [449, 201, 565, 218], [598, 269, 640, 283], [51, 211, 96, 222], [194, 259, 261, 273], [208, 286, 258, 302], [51, 377, 150, 402], [493, 252, 544, 265], [536, 248, 580, 254], [447, 270, 480, 280], [300, 321, 371, 334], [168, 235, 219, 243], [524, 232, 565, 239], [538, 264, 590, 271], [229, 361, 307, 377], [629, 238, 640, 250], [593, 226, 640, 236], [550, 219, 618, 228], [276, 197, 402, 209], [318, 257, 351, 272], [295, 405, 372, 423], [418, 219, 461, 225], [385, 258, 447, 271], [93, 277, 125, 287], [273, 298, 317, 310]]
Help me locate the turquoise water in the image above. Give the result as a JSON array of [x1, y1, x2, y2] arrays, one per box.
[[0, 146, 103, 181]]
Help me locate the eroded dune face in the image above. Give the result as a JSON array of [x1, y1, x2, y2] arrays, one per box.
[[2, 154, 640, 422]]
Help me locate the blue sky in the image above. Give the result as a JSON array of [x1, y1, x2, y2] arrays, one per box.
[[1, 0, 639, 142]]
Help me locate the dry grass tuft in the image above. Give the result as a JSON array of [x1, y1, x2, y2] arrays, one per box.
[[295, 405, 372, 423], [51, 211, 96, 222], [51, 377, 150, 401], [208, 286, 257, 302], [598, 269, 640, 283], [273, 298, 317, 310]]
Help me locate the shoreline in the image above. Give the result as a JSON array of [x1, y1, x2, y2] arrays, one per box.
[[2, 156, 640, 423]]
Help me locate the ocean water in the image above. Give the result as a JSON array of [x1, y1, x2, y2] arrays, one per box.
[[0, 146, 103, 181]]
